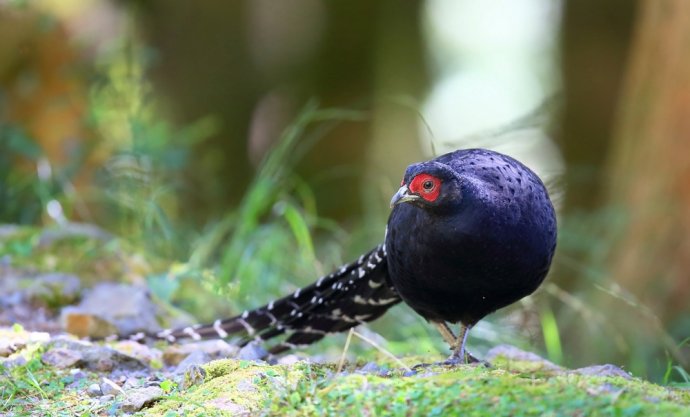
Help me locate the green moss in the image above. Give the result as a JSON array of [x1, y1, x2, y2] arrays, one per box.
[[141, 359, 288, 416], [139, 357, 690, 417]]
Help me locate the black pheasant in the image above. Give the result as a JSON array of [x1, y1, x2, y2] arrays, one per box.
[[157, 148, 557, 362]]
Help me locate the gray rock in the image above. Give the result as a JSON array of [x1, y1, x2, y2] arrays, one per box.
[[124, 376, 144, 389], [586, 382, 624, 396], [205, 397, 250, 415], [237, 341, 267, 361], [0, 329, 49, 357], [163, 339, 237, 366], [46, 337, 147, 372], [174, 350, 212, 374], [112, 340, 163, 367], [277, 354, 305, 366], [179, 364, 207, 390], [570, 364, 632, 380], [100, 378, 125, 396], [61, 283, 161, 338], [0, 268, 75, 333], [25, 273, 81, 308], [0, 340, 22, 357], [37, 223, 113, 247], [87, 383, 102, 397], [41, 348, 84, 369], [60, 307, 119, 339], [236, 378, 258, 394], [99, 394, 115, 403], [357, 362, 385, 375], [485, 345, 564, 372], [119, 386, 164, 412], [67, 369, 87, 390], [0, 355, 26, 368], [69, 368, 87, 380]]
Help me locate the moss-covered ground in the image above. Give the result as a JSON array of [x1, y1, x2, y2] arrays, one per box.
[[2, 226, 689, 416], [141, 356, 690, 417]]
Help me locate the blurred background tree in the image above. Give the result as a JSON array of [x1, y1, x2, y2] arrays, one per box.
[[0, 0, 687, 382]]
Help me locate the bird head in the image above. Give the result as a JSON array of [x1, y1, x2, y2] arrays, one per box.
[[390, 161, 463, 211]]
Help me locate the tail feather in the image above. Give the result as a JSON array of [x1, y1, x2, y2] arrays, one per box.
[[156, 244, 401, 354]]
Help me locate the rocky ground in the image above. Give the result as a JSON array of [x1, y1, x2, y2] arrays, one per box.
[[1, 225, 689, 416]]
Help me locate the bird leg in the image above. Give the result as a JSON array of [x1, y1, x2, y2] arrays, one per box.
[[443, 323, 488, 366], [412, 322, 457, 371], [412, 322, 486, 371], [433, 321, 457, 346], [445, 323, 471, 364]]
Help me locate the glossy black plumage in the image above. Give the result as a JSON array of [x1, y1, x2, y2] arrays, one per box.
[[153, 148, 557, 360], [387, 149, 556, 325]]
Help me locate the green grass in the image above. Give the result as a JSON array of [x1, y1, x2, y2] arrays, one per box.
[[0, 353, 99, 417]]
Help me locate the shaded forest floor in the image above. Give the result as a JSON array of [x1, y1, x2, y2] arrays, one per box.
[[1, 225, 689, 416]]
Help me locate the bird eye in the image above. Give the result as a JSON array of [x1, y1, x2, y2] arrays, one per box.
[[422, 180, 435, 192]]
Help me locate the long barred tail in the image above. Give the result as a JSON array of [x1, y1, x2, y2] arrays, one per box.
[[156, 244, 401, 354]]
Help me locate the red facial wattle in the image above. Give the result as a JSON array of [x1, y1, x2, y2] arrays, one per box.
[[408, 173, 441, 202]]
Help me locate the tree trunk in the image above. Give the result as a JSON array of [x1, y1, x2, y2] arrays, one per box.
[[607, 0, 690, 324]]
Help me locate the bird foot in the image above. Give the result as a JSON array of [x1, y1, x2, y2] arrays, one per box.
[[410, 353, 490, 372], [440, 350, 492, 368], [441, 354, 491, 368]]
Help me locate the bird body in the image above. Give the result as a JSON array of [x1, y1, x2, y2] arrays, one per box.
[[387, 149, 556, 327], [154, 148, 557, 361]]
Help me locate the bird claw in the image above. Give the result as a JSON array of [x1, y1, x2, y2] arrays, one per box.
[[441, 351, 491, 368], [410, 353, 490, 372]]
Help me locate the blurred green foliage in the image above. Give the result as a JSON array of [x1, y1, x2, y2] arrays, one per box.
[[0, 125, 45, 223]]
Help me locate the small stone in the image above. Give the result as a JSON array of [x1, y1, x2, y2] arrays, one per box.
[[87, 383, 103, 397], [485, 345, 563, 372], [46, 337, 147, 372], [174, 350, 212, 374], [0, 355, 26, 368], [119, 386, 164, 412], [0, 329, 49, 357], [112, 340, 163, 366], [70, 369, 86, 379], [277, 354, 304, 366], [67, 370, 87, 390], [205, 397, 250, 415], [586, 383, 624, 396], [100, 378, 124, 396], [357, 362, 384, 374], [570, 364, 632, 380], [99, 394, 115, 403], [25, 273, 81, 308], [0, 340, 21, 357], [41, 348, 84, 369], [61, 283, 162, 338], [237, 342, 267, 361], [163, 339, 237, 366], [236, 378, 258, 394], [179, 364, 207, 390], [124, 376, 143, 389], [69, 368, 86, 387], [61, 309, 119, 339]]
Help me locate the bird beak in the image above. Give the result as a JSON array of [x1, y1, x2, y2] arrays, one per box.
[[390, 185, 420, 208]]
